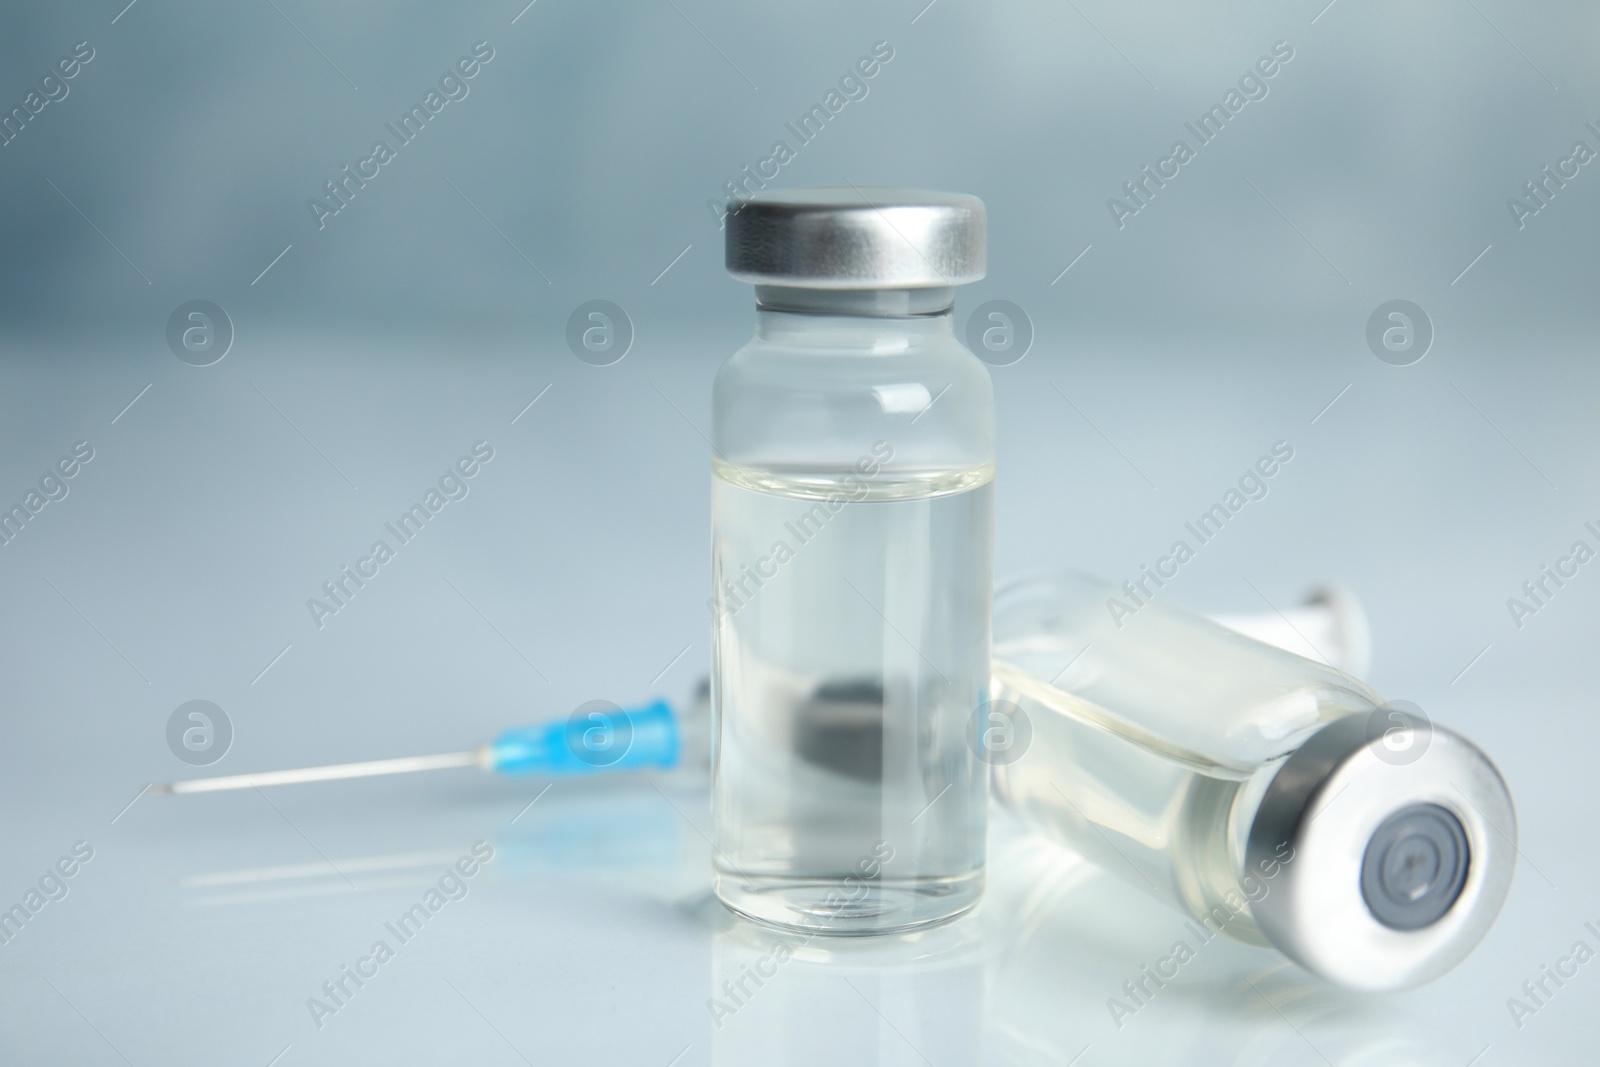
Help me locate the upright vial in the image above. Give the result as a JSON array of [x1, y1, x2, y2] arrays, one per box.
[[711, 188, 993, 934], [991, 571, 1517, 990]]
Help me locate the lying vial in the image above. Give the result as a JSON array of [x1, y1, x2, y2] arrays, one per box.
[[711, 188, 993, 934], [990, 571, 1516, 990]]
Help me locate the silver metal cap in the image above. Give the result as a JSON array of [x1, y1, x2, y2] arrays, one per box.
[[725, 187, 986, 289], [1245, 714, 1516, 991]]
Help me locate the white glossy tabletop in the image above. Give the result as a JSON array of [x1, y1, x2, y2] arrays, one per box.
[[1, 324, 1594, 1065]]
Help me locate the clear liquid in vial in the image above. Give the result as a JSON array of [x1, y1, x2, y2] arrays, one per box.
[[711, 459, 991, 934]]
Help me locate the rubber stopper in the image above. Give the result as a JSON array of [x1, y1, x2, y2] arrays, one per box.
[[1360, 803, 1470, 931]]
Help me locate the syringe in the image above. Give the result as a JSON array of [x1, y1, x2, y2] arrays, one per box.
[[152, 699, 680, 795]]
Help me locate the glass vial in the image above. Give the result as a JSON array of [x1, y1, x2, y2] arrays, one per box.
[[990, 571, 1516, 990], [711, 188, 993, 934]]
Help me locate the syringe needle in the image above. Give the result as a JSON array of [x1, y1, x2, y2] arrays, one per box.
[[151, 750, 482, 795]]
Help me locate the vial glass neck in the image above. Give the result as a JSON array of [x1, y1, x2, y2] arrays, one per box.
[[753, 286, 956, 344]]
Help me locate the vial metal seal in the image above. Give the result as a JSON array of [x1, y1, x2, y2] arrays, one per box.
[[1247, 714, 1516, 990]]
